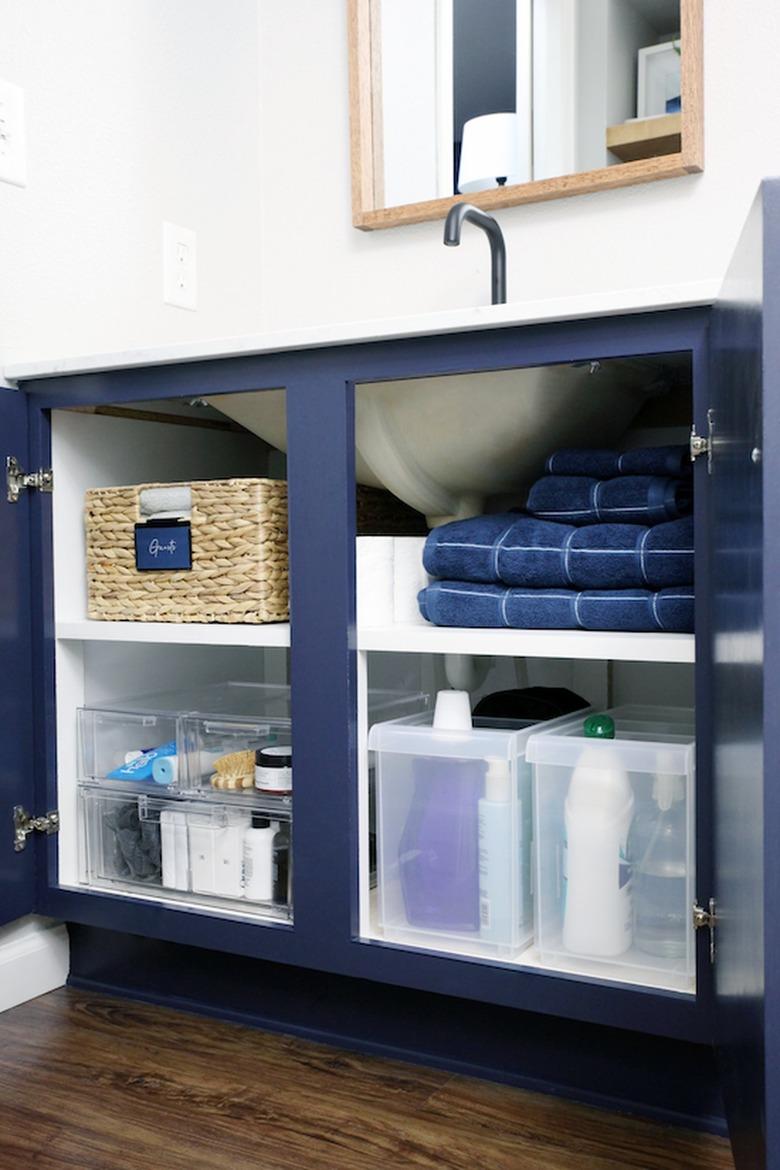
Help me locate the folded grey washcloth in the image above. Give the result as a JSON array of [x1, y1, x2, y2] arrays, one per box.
[[139, 485, 192, 519], [526, 475, 692, 527], [545, 446, 691, 478], [103, 803, 162, 883], [418, 580, 694, 633], [423, 514, 694, 590]]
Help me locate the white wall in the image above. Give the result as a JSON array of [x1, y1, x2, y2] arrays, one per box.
[[576, 0, 656, 173], [256, 0, 780, 326], [380, 0, 440, 207], [532, 0, 578, 182], [0, 0, 263, 367], [575, 0, 610, 174], [606, 0, 656, 129]]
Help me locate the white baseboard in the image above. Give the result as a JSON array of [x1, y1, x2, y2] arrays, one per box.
[[0, 917, 70, 1013]]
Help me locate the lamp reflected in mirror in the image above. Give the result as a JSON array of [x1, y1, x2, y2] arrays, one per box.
[[458, 113, 530, 194]]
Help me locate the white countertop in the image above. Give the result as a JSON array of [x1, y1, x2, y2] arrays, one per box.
[[4, 280, 720, 382]]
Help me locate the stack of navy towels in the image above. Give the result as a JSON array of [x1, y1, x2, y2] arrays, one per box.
[[418, 446, 694, 633]]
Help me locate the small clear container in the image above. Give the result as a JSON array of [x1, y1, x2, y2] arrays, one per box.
[[78, 708, 181, 785], [526, 705, 695, 992], [369, 711, 582, 960]]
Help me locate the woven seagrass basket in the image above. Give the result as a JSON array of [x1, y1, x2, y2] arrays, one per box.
[[85, 478, 288, 623]]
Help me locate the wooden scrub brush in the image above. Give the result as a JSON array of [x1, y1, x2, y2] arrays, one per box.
[[211, 748, 255, 790]]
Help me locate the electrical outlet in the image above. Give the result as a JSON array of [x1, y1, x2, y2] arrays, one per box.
[[0, 79, 27, 188], [163, 221, 197, 310]]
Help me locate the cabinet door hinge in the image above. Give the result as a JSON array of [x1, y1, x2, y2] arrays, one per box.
[[13, 806, 59, 853], [690, 409, 715, 474], [6, 455, 53, 503], [693, 898, 717, 964]]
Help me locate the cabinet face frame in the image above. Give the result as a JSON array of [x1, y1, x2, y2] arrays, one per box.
[[347, 0, 704, 231], [21, 307, 711, 1043]]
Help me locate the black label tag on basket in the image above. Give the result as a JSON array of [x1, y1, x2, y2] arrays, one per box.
[[134, 520, 192, 571]]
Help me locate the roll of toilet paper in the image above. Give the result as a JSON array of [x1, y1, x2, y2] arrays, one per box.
[[152, 755, 178, 786], [393, 537, 431, 625], [356, 537, 395, 628], [153, 749, 221, 787]]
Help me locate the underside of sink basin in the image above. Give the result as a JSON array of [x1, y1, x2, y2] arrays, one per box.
[[209, 358, 670, 525]]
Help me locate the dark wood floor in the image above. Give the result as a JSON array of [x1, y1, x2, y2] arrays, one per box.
[[0, 989, 734, 1170]]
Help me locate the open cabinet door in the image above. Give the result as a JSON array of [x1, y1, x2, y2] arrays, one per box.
[[708, 179, 780, 1170], [0, 384, 38, 924]]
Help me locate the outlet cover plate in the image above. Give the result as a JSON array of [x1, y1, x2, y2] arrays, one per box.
[[0, 79, 27, 188], [163, 221, 197, 310]]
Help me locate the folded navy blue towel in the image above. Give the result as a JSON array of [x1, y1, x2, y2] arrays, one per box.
[[418, 581, 694, 633], [423, 512, 518, 585], [526, 475, 692, 527], [545, 446, 691, 478], [424, 515, 693, 590]]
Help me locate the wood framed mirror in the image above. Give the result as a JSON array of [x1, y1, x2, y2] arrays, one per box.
[[348, 0, 703, 231]]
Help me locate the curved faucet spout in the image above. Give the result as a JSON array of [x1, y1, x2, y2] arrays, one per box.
[[443, 202, 507, 305]]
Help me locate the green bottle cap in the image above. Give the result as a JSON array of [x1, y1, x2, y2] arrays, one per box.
[[583, 713, 615, 740]]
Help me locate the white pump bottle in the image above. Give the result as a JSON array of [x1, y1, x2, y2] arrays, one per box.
[[562, 714, 635, 958]]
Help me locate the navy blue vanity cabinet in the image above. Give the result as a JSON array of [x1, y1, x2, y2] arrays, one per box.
[[3, 181, 780, 1169], [0, 385, 38, 925], [705, 181, 780, 1170]]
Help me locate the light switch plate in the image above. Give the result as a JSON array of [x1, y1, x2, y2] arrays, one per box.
[[163, 221, 198, 310], [0, 79, 27, 188]]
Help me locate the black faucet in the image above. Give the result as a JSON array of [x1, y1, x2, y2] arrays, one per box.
[[443, 202, 507, 305]]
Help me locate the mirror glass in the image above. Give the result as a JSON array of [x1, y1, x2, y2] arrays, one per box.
[[374, 0, 682, 209]]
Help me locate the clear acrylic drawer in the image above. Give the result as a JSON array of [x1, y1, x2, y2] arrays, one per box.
[[526, 705, 696, 991], [79, 785, 292, 920], [78, 707, 182, 785]]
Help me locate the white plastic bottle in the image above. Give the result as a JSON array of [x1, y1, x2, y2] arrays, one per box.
[[562, 714, 635, 958], [242, 816, 276, 902], [478, 759, 513, 947]]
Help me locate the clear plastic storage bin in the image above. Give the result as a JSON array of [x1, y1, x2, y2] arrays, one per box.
[[369, 711, 582, 960], [526, 705, 695, 992], [79, 786, 292, 920]]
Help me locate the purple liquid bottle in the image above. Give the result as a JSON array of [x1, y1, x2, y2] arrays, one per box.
[[399, 759, 484, 931], [398, 691, 484, 933]]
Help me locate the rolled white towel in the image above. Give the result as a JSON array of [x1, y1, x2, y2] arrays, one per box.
[[139, 485, 192, 520]]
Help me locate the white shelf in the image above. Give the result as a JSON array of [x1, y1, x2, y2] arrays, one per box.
[[57, 620, 694, 663], [360, 926, 693, 995], [56, 620, 291, 648], [357, 624, 695, 664]]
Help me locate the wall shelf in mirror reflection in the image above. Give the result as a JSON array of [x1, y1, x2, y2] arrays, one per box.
[[348, 0, 703, 231]]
